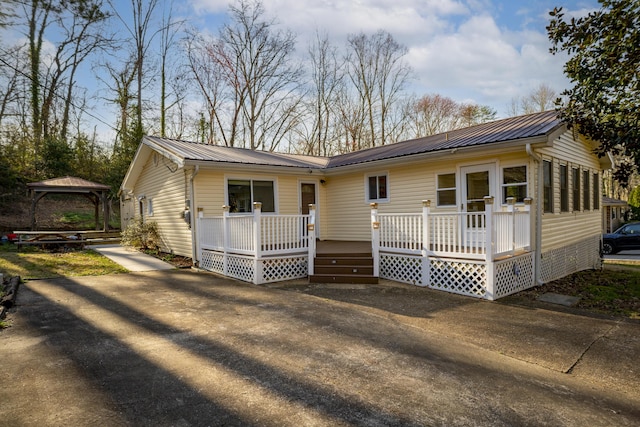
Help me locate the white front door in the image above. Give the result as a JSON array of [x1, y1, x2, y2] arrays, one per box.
[[460, 164, 495, 245], [300, 182, 318, 236]]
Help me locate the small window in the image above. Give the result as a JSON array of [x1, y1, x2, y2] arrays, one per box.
[[228, 179, 275, 213], [543, 160, 553, 213], [572, 168, 580, 211], [593, 172, 600, 210], [437, 173, 456, 206], [367, 174, 388, 201], [147, 198, 154, 217], [502, 166, 527, 203], [560, 165, 569, 212], [583, 170, 590, 210]]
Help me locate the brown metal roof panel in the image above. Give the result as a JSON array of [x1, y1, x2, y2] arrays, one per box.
[[327, 111, 561, 168], [144, 137, 328, 169]]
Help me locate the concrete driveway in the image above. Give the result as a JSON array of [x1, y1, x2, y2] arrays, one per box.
[[1, 270, 639, 426]]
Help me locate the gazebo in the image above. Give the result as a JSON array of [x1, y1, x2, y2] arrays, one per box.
[[27, 176, 111, 231]]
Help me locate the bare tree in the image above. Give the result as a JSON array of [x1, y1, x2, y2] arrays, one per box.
[[508, 83, 558, 115], [158, 1, 185, 138], [109, 0, 159, 135], [406, 93, 461, 137], [346, 30, 412, 148], [186, 0, 303, 151], [302, 31, 344, 156]]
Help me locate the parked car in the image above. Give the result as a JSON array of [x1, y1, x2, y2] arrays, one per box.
[[602, 222, 640, 255]]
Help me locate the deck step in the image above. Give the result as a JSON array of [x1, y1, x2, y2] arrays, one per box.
[[309, 274, 378, 284], [314, 256, 373, 266], [311, 251, 377, 284], [314, 265, 374, 275]]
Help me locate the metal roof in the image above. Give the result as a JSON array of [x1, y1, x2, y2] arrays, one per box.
[[143, 111, 563, 171], [144, 136, 330, 169], [327, 110, 563, 168]]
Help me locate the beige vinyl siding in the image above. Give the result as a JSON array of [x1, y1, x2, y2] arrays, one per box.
[[133, 154, 192, 257], [536, 130, 603, 252]]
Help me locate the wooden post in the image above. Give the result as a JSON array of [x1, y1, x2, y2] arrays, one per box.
[[484, 196, 495, 300], [371, 202, 380, 277], [507, 197, 515, 256], [222, 205, 229, 277], [253, 202, 262, 284], [308, 204, 316, 276], [421, 200, 431, 287], [524, 197, 532, 251]]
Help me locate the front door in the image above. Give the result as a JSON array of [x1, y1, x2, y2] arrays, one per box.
[[300, 182, 317, 236], [461, 164, 495, 245]]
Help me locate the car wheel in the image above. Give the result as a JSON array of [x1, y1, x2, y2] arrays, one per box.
[[602, 242, 616, 255]]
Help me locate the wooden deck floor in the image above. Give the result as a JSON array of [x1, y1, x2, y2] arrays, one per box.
[[316, 240, 372, 255]]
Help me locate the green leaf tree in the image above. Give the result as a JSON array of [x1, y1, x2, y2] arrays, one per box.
[[547, 0, 640, 186]]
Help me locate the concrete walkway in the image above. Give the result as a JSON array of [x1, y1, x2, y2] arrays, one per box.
[[88, 244, 174, 272]]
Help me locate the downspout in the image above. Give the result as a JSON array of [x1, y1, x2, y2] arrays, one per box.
[[526, 144, 544, 285], [189, 165, 200, 267]]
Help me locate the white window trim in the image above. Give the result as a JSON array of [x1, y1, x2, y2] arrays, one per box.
[[436, 172, 457, 207], [147, 198, 154, 217], [365, 172, 390, 203], [499, 164, 528, 205], [224, 176, 279, 214]]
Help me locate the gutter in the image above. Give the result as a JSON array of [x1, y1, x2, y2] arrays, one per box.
[[526, 143, 545, 285], [189, 165, 200, 267]]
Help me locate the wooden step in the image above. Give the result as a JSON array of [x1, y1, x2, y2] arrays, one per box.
[[314, 256, 373, 266], [309, 274, 378, 284], [314, 265, 374, 275]]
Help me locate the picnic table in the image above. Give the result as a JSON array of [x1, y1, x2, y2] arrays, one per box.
[[13, 230, 121, 248]]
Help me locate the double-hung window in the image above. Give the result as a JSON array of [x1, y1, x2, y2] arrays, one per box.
[[228, 179, 275, 213], [572, 168, 580, 211], [367, 173, 388, 202], [583, 170, 591, 210], [560, 164, 569, 212], [437, 173, 456, 206], [593, 172, 600, 210], [543, 160, 553, 213], [502, 166, 527, 203]]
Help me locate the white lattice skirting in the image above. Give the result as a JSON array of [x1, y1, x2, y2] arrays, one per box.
[[381, 252, 537, 300], [199, 249, 308, 284], [539, 234, 601, 284], [493, 252, 535, 299]]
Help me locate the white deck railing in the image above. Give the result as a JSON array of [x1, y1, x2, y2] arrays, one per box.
[[372, 197, 531, 261], [198, 204, 311, 257]]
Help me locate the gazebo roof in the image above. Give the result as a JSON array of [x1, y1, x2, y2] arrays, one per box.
[[27, 176, 110, 193]]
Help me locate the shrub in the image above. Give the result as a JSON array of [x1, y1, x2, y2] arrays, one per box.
[[121, 217, 160, 251]]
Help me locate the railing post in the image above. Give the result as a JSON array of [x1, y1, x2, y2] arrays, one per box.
[[524, 197, 532, 251], [222, 205, 230, 277], [507, 197, 516, 256], [421, 200, 431, 287], [308, 204, 316, 276], [371, 203, 380, 277], [484, 196, 495, 300], [253, 202, 262, 284]]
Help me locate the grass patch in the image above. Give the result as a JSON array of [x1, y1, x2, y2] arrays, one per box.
[[0, 244, 128, 279], [534, 268, 640, 318], [59, 211, 96, 229]]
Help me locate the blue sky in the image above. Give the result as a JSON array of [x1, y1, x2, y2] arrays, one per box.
[[2, 0, 601, 143]]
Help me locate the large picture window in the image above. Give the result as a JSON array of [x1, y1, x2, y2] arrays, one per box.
[[228, 179, 275, 213], [502, 166, 527, 203], [437, 173, 456, 206], [367, 173, 388, 201]]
